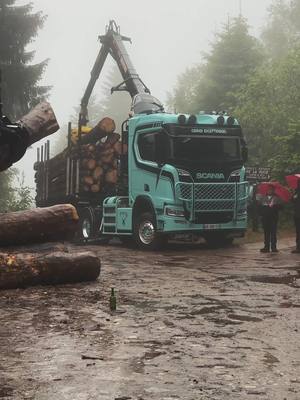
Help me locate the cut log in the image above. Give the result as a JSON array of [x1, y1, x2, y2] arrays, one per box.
[[93, 166, 103, 181], [105, 169, 118, 184], [113, 141, 122, 155], [101, 153, 114, 165], [87, 159, 97, 170], [104, 132, 121, 148], [91, 184, 101, 193], [18, 102, 60, 145], [80, 117, 116, 144], [82, 176, 94, 186], [0, 251, 101, 290], [98, 117, 116, 134], [0, 204, 79, 246]]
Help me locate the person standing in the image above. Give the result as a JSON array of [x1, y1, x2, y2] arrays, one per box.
[[256, 185, 283, 253], [292, 179, 300, 253]]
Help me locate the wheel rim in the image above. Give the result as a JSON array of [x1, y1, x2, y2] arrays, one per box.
[[139, 220, 155, 245], [82, 218, 91, 239]]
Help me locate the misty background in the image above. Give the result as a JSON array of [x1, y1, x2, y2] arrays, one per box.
[[15, 0, 272, 187]]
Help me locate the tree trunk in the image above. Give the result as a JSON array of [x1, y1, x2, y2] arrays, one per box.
[[0, 204, 79, 246], [0, 251, 101, 289]]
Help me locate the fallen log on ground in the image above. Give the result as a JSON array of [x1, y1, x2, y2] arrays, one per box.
[[0, 204, 79, 246], [0, 251, 101, 289]]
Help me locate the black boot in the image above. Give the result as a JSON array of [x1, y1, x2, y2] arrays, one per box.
[[271, 248, 279, 253], [260, 247, 270, 253]]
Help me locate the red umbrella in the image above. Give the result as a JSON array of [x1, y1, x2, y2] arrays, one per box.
[[285, 174, 300, 189], [257, 181, 291, 203]]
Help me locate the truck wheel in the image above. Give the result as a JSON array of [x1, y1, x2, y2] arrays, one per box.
[[78, 208, 94, 241], [133, 212, 167, 250]]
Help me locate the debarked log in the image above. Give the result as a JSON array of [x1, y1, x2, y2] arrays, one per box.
[[0, 204, 79, 246], [0, 251, 101, 289]]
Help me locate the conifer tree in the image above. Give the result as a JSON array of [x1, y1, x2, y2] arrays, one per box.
[[0, 0, 50, 119]]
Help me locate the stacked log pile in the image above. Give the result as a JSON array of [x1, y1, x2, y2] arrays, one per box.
[[0, 204, 101, 289], [35, 117, 127, 202]]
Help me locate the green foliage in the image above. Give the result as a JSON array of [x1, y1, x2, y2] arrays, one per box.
[[168, 17, 263, 113], [262, 0, 300, 60], [166, 65, 203, 113], [269, 120, 300, 180], [0, 169, 14, 212], [234, 48, 300, 164], [0, 169, 33, 212], [0, 0, 50, 119]]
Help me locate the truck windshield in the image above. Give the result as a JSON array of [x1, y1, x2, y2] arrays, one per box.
[[171, 136, 241, 164]]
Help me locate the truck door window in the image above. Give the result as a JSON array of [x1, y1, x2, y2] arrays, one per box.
[[138, 132, 159, 162]]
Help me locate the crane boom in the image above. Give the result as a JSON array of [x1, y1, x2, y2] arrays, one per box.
[[80, 20, 163, 125]]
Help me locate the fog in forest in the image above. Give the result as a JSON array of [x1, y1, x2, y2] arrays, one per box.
[[14, 0, 272, 187]]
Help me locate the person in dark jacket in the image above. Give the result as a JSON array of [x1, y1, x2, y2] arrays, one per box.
[[292, 179, 300, 253], [256, 185, 283, 253]]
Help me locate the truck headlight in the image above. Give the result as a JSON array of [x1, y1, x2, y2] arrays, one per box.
[[229, 170, 240, 182], [165, 207, 185, 217], [177, 168, 192, 182]]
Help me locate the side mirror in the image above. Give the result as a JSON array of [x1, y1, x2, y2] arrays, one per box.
[[242, 146, 248, 163], [155, 131, 169, 165]]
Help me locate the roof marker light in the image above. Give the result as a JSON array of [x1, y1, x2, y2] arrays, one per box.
[[188, 115, 197, 125], [178, 114, 186, 125], [227, 116, 235, 126], [217, 116, 225, 126]]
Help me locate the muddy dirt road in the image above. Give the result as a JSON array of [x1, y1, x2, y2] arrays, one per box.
[[0, 239, 299, 400]]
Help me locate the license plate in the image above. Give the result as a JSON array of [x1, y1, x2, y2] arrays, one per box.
[[204, 224, 220, 230]]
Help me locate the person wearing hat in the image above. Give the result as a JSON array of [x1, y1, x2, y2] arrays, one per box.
[[292, 179, 300, 253], [256, 185, 283, 253]]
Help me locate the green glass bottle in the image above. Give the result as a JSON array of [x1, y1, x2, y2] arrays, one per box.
[[109, 287, 116, 311]]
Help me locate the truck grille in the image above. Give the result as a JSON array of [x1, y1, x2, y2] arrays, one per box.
[[176, 182, 248, 213]]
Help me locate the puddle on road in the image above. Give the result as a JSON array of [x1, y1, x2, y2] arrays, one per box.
[[263, 352, 279, 367], [250, 274, 298, 285], [0, 386, 13, 398], [227, 313, 263, 322]]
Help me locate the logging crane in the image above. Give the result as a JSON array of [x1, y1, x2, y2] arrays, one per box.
[[79, 20, 164, 127], [0, 70, 59, 172]]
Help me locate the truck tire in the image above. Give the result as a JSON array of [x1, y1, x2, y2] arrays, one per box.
[[77, 207, 95, 241], [133, 211, 167, 250]]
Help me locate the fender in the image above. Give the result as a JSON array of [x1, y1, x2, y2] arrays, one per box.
[[132, 195, 157, 227]]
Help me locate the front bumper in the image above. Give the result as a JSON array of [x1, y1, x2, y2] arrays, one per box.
[[158, 214, 247, 235]]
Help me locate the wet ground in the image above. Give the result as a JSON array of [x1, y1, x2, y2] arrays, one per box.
[[0, 238, 300, 400]]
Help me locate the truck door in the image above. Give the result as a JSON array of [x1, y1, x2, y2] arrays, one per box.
[[131, 130, 174, 206]]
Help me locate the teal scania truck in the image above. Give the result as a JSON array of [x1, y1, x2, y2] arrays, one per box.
[[36, 21, 249, 250]]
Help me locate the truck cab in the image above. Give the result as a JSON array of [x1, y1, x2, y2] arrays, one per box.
[[102, 111, 249, 249]]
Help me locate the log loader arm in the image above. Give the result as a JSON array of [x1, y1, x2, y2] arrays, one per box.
[[79, 20, 164, 125], [0, 70, 29, 171], [0, 70, 59, 172]]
